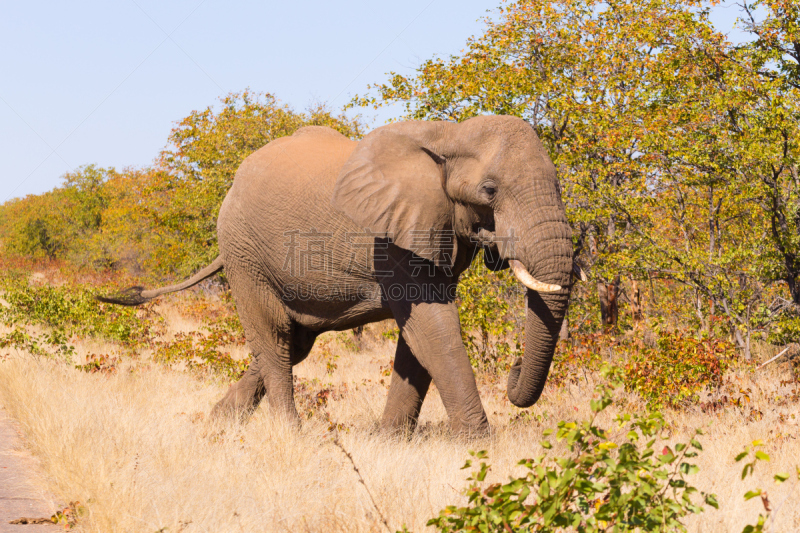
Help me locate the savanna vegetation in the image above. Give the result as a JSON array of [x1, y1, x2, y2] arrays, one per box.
[[1, 0, 800, 531]]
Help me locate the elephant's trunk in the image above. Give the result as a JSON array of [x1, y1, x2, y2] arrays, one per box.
[[506, 229, 572, 408]]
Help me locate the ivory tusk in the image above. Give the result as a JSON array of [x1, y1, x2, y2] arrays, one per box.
[[509, 260, 562, 293], [573, 263, 588, 282]]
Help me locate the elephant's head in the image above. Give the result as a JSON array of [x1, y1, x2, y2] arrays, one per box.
[[332, 116, 572, 408]]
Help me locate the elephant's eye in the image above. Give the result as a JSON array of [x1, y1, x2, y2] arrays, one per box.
[[480, 184, 498, 202]]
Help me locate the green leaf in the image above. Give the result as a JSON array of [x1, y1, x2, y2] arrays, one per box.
[[705, 494, 719, 509], [735, 451, 749, 462], [744, 489, 762, 501]]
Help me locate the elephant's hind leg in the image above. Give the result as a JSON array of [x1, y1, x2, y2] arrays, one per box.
[[211, 360, 267, 422], [210, 274, 299, 425]]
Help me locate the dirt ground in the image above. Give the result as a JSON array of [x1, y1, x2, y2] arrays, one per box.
[[0, 406, 58, 532]]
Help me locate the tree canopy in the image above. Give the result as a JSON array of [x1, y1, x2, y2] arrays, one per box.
[[0, 92, 363, 279], [352, 0, 800, 353], [2, 0, 799, 353]]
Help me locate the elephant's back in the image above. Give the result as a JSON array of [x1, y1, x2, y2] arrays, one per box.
[[220, 128, 356, 223], [231, 127, 357, 197], [217, 126, 365, 277]]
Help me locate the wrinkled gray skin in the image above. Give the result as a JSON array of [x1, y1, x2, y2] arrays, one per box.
[[101, 116, 573, 436]]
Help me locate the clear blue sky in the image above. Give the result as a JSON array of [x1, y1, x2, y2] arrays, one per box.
[[0, 1, 747, 202]]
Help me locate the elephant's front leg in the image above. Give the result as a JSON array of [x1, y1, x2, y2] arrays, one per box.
[[381, 336, 432, 434], [400, 301, 488, 436], [380, 289, 489, 436]]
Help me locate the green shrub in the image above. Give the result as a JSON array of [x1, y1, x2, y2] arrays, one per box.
[[457, 253, 524, 372], [0, 327, 76, 361], [767, 314, 800, 345], [735, 440, 800, 533], [624, 333, 736, 409], [0, 274, 160, 346], [381, 327, 400, 341], [429, 366, 718, 532], [549, 333, 607, 387], [74, 353, 119, 374], [154, 318, 248, 379]]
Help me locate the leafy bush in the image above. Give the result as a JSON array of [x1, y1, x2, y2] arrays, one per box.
[[0, 165, 120, 265], [457, 253, 524, 372], [381, 327, 400, 341], [154, 318, 248, 379], [74, 353, 119, 374], [736, 440, 800, 533], [0, 273, 160, 346], [429, 366, 718, 532], [549, 333, 607, 387], [624, 333, 736, 409], [0, 327, 76, 361], [766, 314, 800, 345]]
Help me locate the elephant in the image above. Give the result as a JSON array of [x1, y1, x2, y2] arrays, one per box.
[[100, 116, 574, 436]]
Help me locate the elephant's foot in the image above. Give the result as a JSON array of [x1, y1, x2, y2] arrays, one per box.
[[446, 400, 491, 439], [380, 395, 427, 438], [449, 416, 491, 440], [210, 382, 301, 430], [267, 405, 302, 429], [379, 411, 421, 439], [379, 411, 490, 439], [209, 373, 266, 423], [264, 372, 302, 429]]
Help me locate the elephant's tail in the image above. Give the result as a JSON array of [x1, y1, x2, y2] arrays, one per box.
[[97, 256, 225, 306]]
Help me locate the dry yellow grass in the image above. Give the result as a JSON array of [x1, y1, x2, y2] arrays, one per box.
[[0, 303, 799, 532]]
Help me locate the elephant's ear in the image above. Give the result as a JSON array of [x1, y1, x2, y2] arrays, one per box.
[[332, 128, 456, 266]]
